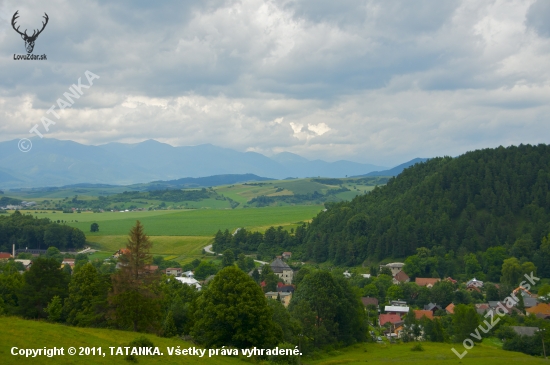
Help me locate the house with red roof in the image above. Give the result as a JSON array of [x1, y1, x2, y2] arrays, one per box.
[[393, 271, 410, 284], [379, 313, 402, 326], [415, 278, 440, 288], [414, 310, 434, 320]]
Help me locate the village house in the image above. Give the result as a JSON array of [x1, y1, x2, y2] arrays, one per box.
[[379, 313, 402, 326], [14, 259, 32, 271], [380, 262, 405, 276], [0, 252, 13, 261], [445, 303, 455, 314], [62, 258, 75, 268], [265, 291, 292, 307], [415, 277, 440, 288], [467, 278, 484, 288], [175, 276, 202, 290], [384, 305, 410, 317], [282, 252, 292, 259], [361, 297, 379, 308], [392, 271, 410, 284], [269, 258, 294, 284], [182, 270, 194, 278], [423, 303, 442, 314], [526, 303, 550, 319], [165, 268, 182, 276], [414, 310, 434, 320]]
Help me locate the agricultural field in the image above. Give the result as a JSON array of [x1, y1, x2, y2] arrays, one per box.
[[87, 235, 211, 263], [21, 205, 323, 236], [3, 176, 387, 211]]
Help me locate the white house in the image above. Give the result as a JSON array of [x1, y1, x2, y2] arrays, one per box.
[[467, 278, 484, 288], [175, 277, 202, 290]]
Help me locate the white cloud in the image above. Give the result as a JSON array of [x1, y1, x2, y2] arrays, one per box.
[[0, 0, 548, 166]]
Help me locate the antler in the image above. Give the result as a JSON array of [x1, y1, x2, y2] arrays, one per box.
[[11, 10, 27, 37], [11, 11, 48, 40], [33, 13, 49, 38]]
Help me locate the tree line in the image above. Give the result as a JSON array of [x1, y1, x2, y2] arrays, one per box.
[[300, 144, 550, 266], [0, 211, 86, 253]]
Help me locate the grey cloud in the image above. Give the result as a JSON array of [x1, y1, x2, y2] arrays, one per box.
[[526, 0, 550, 37]]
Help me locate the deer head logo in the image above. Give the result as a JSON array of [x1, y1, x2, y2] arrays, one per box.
[[12, 11, 49, 54]]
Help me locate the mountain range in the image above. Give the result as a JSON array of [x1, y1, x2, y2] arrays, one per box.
[[0, 138, 420, 188]]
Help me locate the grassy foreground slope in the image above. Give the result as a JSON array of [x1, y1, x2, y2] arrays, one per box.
[[310, 342, 546, 365], [0, 318, 545, 365], [0, 317, 242, 365]]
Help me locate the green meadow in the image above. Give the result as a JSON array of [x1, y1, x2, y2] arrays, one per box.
[[0, 317, 243, 365], [23, 205, 323, 236], [0, 317, 544, 365], [308, 341, 546, 365], [87, 235, 211, 263]]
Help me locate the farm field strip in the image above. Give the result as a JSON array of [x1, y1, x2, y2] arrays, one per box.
[[54, 205, 323, 236]]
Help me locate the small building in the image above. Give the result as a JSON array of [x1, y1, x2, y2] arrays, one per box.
[[0, 252, 13, 261], [445, 303, 455, 315], [380, 262, 405, 276], [379, 314, 402, 326], [165, 268, 182, 276], [393, 271, 410, 284], [343, 270, 352, 278], [415, 278, 440, 288], [467, 278, 484, 288], [385, 305, 410, 317], [414, 310, 434, 320], [511, 326, 539, 337], [282, 252, 292, 259], [361, 273, 371, 279], [175, 276, 202, 290], [475, 303, 490, 315], [182, 270, 194, 278], [265, 291, 293, 308], [423, 303, 442, 314], [270, 258, 293, 284], [526, 303, 550, 318], [361, 297, 379, 307], [277, 283, 295, 293], [390, 300, 407, 307], [523, 297, 539, 308], [445, 277, 458, 284], [62, 258, 75, 267], [143, 265, 159, 274]]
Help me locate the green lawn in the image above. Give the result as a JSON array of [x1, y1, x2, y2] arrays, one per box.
[[58, 205, 322, 236], [308, 341, 546, 365], [0, 317, 244, 365]]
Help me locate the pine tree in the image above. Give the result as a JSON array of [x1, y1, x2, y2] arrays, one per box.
[[109, 221, 162, 332], [162, 310, 178, 337]]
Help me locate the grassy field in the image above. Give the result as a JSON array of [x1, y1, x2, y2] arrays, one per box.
[[21, 205, 323, 236], [87, 235, 211, 262], [0, 317, 544, 365], [0, 317, 244, 365], [308, 341, 546, 365]]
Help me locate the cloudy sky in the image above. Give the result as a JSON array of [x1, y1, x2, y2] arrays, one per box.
[[0, 0, 549, 166]]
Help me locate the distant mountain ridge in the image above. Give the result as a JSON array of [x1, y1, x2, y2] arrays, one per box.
[[354, 158, 429, 177], [0, 138, 394, 188]]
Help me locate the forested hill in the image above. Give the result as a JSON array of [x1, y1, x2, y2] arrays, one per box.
[[302, 144, 550, 267]]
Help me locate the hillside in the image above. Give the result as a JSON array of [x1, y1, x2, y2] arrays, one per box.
[[0, 317, 545, 365], [0, 317, 243, 365], [302, 144, 550, 271]]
